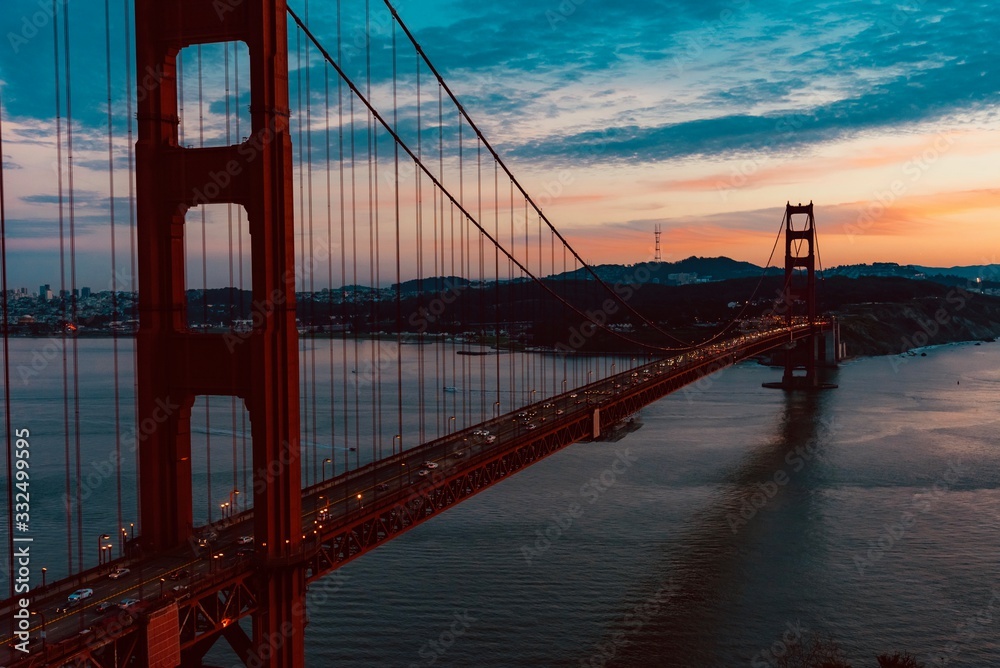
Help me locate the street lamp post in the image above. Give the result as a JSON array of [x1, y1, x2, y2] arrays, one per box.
[[494, 401, 500, 417], [323, 458, 332, 480], [449, 416, 456, 434], [159, 577, 165, 597], [97, 533, 110, 566], [356, 493, 363, 512], [31, 611, 46, 656], [220, 502, 229, 521], [41, 567, 47, 589], [229, 488, 240, 515], [392, 435, 401, 456], [119, 528, 127, 557]]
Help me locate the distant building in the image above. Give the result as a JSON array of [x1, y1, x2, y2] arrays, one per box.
[[39, 284, 51, 300], [81, 287, 91, 299]]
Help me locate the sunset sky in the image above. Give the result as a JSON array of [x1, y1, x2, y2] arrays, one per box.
[[0, 0, 997, 289]]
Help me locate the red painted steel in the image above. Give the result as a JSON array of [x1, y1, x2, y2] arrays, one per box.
[[134, 0, 304, 664], [2, 325, 824, 667], [781, 202, 818, 386]]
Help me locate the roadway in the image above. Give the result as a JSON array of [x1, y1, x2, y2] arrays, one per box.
[[1, 321, 818, 665]]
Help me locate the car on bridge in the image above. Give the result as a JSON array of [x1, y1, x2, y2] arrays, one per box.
[[237, 535, 254, 545], [422, 461, 439, 469], [95, 601, 117, 613], [109, 568, 130, 580], [67, 588, 94, 603], [376, 483, 390, 491], [119, 598, 140, 609], [168, 569, 190, 580]]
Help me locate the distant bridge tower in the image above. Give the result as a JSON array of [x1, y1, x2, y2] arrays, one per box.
[[654, 224, 662, 262], [763, 202, 837, 390], [134, 0, 304, 665]]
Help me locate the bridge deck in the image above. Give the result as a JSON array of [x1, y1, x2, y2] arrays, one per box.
[[1, 324, 824, 666]]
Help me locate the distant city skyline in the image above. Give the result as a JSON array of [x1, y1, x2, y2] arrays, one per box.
[[1, 0, 997, 288]]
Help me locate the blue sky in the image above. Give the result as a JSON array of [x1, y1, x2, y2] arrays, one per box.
[[0, 0, 997, 289]]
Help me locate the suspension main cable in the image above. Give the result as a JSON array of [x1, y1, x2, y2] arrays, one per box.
[[381, 0, 691, 348], [288, 8, 687, 356]]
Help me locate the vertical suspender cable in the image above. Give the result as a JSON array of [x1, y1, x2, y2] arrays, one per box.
[[234, 44, 249, 500], [323, 17, 347, 475], [294, 27, 307, 483], [62, 0, 85, 572], [104, 0, 124, 549], [196, 45, 213, 524], [0, 72, 15, 598], [415, 47, 425, 446], [225, 43, 239, 499], [305, 0, 319, 485], [52, 0, 74, 573], [392, 16, 403, 461], [123, 0, 140, 530]]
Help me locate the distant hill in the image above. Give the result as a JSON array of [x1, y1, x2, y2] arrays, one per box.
[[549, 256, 770, 284], [824, 262, 1000, 287], [326, 259, 1000, 293], [914, 264, 1000, 282], [391, 276, 470, 293]]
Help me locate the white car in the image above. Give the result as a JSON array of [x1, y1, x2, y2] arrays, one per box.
[[422, 461, 439, 469], [237, 536, 254, 545], [119, 598, 140, 609], [485, 435, 496, 444], [417, 469, 430, 477], [109, 568, 130, 580], [67, 588, 94, 603]]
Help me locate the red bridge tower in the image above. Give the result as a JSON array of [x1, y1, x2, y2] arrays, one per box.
[[134, 1, 304, 664], [763, 202, 838, 390]]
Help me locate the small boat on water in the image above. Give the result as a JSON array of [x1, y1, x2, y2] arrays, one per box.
[[443, 386, 458, 392], [457, 350, 488, 356]]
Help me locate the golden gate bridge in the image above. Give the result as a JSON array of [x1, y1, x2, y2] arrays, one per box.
[[0, 0, 837, 665]]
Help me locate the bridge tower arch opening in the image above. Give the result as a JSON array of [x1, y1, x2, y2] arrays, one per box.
[[763, 201, 838, 391], [134, 0, 305, 665]]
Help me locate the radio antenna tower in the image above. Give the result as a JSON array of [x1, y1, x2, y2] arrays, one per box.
[[654, 224, 662, 262]]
